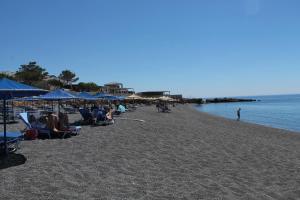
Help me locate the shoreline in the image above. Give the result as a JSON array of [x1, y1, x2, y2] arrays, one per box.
[[193, 103, 300, 134], [1, 104, 300, 199]]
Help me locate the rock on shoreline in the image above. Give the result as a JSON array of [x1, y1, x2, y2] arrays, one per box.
[[184, 97, 256, 104]]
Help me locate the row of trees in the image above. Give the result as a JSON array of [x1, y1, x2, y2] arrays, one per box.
[[0, 61, 100, 92]]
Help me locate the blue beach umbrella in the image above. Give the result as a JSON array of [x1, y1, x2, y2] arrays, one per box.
[[0, 78, 47, 99], [116, 96, 125, 101], [35, 89, 78, 113], [36, 89, 78, 100], [94, 92, 109, 99], [14, 96, 40, 101], [104, 95, 119, 101], [76, 92, 98, 101], [94, 93, 123, 101], [0, 78, 47, 154]]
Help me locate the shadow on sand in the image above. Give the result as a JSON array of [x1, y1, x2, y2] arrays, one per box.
[[0, 153, 27, 170]]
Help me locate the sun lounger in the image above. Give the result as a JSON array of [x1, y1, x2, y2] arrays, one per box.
[[61, 105, 76, 114], [94, 120, 114, 126], [79, 108, 94, 124], [19, 112, 81, 139], [0, 131, 22, 154], [19, 112, 51, 139], [67, 125, 81, 135], [157, 104, 171, 113], [79, 108, 114, 126]]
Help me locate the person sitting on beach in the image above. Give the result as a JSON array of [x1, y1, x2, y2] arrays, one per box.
[[58, 112, 70, 131], [91, 107, 99, 124], [96, 110, 107, 122], [46, 113, 60, 132], [38, 116, 48, 129], [106, 108, 114, 122], [112, 104, 121, 115], [29, 115, 47, 129], [46, 113, 71, 138], [117, 104, 126, 113], [91, 104, 98, 112], [90, 107, 105, 124]]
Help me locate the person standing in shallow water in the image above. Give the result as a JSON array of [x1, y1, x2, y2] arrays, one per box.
[[237, 108, 241, 121]]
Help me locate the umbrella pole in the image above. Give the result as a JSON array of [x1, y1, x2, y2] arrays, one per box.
[[58, 100, 60, 114], [12, 100, 14, 121], [3, 99, 7, 155]]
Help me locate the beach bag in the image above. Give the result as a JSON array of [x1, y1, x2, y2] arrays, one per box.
[[25, 129, 38, 140]]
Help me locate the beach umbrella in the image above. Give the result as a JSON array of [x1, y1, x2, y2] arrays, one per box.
[[14, 96, 40, 101], [126, 94, 143, 100], [0, 78, 47, 154], [74, 92, 99, 109], [94, 93, 120, 101], [159, 96, 174, 101], [35, 89, 78, 113], [36, 89, 77, 100], [117, 96, 126, 101], [142, 97, 159, 101], [94, 92, 109, 99], [105, 95, 121, 101], [76, 92, 98, 101], [126, 94, 144, 104]]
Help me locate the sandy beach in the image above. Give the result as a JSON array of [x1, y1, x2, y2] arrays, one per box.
[[1, 105, 300, 200]]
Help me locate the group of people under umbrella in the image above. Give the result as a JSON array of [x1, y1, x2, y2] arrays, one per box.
[[0, 78, 177, 156], [0, 78, 47, 155], [0, 78, 126, 155]]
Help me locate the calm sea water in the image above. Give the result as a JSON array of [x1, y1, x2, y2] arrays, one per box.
[[195, 94, 300, 133]]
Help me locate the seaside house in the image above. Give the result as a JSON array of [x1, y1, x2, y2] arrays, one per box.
[[99, 82, 134, 96]]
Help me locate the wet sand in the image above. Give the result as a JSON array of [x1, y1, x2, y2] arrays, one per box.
[[1, 105, 300, 199]]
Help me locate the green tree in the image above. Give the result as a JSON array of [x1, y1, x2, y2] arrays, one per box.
[[77, 82, 99, 92], [33, 80, 49, 90], [15, 61, 48, 85], [59, 70, 79, 88], [0, 72, 15, 80], [47, 79, 63, 89]]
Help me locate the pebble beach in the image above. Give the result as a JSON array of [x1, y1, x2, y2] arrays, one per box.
[[1, 105, 300, 199]]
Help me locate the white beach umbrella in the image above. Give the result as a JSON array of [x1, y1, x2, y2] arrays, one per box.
[[142, 97, 159, 101], [159, 96, 174, 101], [126, 94, 143, 100]]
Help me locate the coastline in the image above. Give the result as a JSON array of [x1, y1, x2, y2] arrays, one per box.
[[191, 104, 300, 135], [1, 105, 300, 199]]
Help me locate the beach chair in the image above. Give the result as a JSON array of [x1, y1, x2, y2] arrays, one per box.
[[79, 108, 93, 124], [94, 111, 114, 126], [0, 132, 23, 154], [19, 112, 52, 139], [20, 112, 82, 139], [61, 105, 76, 114], [68, 125, 82, 135], [159, 104, 171, 113]]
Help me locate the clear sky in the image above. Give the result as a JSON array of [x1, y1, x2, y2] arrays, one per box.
[[1, 0, 300, 97]]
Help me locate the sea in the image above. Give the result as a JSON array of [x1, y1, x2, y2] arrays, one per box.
[[195, 94, 300, 133]]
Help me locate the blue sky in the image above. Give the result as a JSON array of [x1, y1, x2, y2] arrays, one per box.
[[1, 0, 300, 97]]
